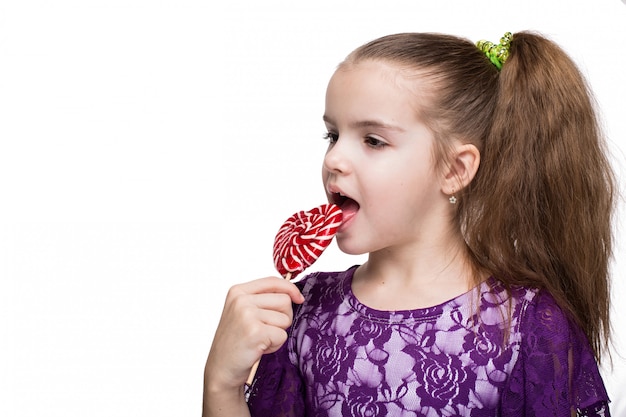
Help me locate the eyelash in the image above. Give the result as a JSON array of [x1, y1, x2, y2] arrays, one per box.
[[322, 132, 338, 143], [323, 132, 387, 149], [365, 137, 387, 149]]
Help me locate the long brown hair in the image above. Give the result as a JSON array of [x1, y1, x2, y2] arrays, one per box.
[[343, 32, 615, 362]]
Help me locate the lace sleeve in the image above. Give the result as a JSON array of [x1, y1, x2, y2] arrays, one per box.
[[501, 290, 611, 416], [246, 340, 305, 417]]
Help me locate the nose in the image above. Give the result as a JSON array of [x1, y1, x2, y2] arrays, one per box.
[[323, 140, 351, 175]]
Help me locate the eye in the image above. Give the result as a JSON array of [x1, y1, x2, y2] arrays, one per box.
[[365, 136, 387, 149], [323, 132, 339, 144]]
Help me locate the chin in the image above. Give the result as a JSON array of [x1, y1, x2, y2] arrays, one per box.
[[336, 239, 369, 256]]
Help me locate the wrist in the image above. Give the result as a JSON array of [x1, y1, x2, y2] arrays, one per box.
[[205, 378, 246, 398], [203, 380, 248, 417]]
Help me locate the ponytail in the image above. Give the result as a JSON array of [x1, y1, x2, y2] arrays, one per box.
[[463, 32, 615, 361]]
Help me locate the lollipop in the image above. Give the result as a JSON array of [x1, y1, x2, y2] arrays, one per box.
[[273, 203, 343, 279], [247, 203, 342, 385]]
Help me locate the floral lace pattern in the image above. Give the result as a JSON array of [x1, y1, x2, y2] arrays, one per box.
[[247, 267, 610, 416]]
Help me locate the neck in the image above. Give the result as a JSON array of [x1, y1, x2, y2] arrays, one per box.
[[353, 235, 481, 310]]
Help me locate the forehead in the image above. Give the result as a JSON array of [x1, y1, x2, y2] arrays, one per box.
[[330, 60, 412, 91], [325, 60, 429, 124]]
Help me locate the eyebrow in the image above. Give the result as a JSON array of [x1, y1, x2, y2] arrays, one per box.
[[323, 115, 405, 132]]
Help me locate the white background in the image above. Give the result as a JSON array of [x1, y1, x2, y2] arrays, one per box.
[[1, 1, 625, 416]]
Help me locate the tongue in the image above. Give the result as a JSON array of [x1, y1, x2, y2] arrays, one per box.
[[340, 198, 359, 224]]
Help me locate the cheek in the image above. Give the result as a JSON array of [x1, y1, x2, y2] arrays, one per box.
[[321, 165, 329, 185], [369, 167, 439, 212], [367, 162, 422, 197]]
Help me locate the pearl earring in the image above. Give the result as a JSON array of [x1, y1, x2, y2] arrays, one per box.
[[449, 190, 457, 204]]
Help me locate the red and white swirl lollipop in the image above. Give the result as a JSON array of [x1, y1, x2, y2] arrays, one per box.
[[273, 203, 343, 280], [247, 203, 343, 385]]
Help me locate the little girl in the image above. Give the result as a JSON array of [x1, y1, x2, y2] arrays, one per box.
[[203, 31, 614, 416]]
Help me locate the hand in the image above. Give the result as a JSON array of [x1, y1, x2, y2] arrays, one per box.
[[204, 277, 305, 392]]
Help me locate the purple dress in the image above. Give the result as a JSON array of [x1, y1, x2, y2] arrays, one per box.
[[247, 266, 610, 416]]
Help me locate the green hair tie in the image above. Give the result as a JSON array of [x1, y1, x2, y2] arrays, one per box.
[[476, 32, 513, 70]]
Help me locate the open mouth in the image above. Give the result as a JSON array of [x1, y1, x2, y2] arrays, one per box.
[[331, 192, 360, 225], [331, 192, 350, 207]]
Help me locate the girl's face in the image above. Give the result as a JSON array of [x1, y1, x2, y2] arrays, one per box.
[[322, 60, 450, 256]]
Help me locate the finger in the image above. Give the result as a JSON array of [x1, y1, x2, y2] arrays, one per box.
[[234, 308, 292, 343], [254, 325, 289, 355], [252, 292, 296, 316], [254, 308, 293, 330], [231, 277, 304, 304], [227, 292, 293, 324]]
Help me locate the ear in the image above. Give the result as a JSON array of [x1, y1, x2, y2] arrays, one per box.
[[441, 143, 480, 195]]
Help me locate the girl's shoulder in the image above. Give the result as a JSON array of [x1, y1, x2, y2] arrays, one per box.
[[501, 282, 611, 413], [504, 281, 579, 338], [481, 278, 569, 330], [294, 265, 358, 299], [486, 279, 610, 413]]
